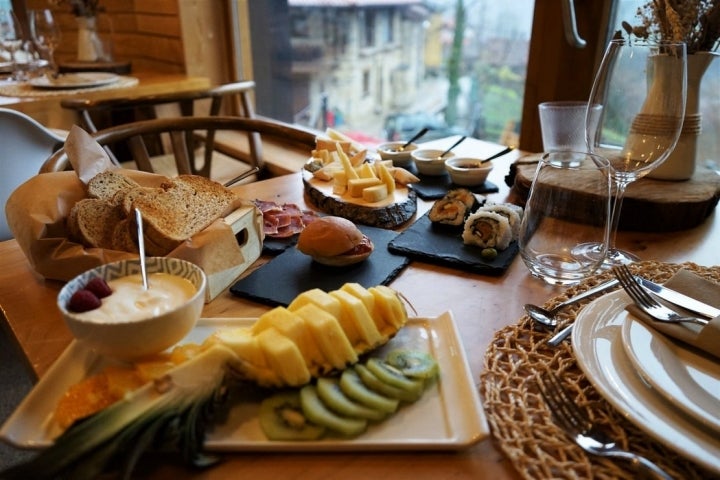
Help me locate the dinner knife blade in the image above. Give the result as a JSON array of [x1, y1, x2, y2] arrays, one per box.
[[636, 276, 720, 319]]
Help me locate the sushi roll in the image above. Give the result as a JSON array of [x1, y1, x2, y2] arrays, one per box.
[[479, 203, 523, 239], [462, 211, 512, 250], [428, 189, 481, 228]]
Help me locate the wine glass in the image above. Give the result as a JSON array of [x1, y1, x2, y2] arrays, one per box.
[[0, 10, 24, 81], [29, 9, 61, 77], [583, 38, 687, 266]]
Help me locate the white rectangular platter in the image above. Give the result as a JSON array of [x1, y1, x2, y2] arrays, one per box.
[[1, 311, 489, 452]]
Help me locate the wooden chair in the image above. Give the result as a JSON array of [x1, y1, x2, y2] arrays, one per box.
[[60, 81, 262, 178], [40, 116, 317, 186]]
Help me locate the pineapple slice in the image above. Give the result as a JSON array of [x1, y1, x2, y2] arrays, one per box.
[[369, 286, 408, 332], [288, 288, 343, 319], [330, 290, 385, 349], [255, 329, 312, 387], [292, 303, 358, 370]]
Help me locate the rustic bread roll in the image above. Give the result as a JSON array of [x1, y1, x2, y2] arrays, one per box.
[[296, 216, 373, 266]]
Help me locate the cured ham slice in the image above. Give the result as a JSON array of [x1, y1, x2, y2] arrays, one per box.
[[254, 200, 319, 238]]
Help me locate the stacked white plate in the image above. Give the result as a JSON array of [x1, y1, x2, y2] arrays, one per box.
[[573, 290, 720, 473]]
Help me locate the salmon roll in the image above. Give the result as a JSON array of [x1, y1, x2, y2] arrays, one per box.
[[428, 189, 481, 228], [478, 203, 523, 239], [462, 211, 512, 250]]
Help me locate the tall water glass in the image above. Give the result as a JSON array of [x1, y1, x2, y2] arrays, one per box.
[[0, 10, 23, 81], [518, 152, 612, 286], [29, 9, 61, 76], [584, 39, 687, 266]]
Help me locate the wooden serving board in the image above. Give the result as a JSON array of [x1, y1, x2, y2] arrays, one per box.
[[511, 158, 720, 232], [302, 170, 417, 228]]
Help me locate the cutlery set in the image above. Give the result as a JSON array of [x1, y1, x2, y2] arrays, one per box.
[[534, 267, 718, 477]]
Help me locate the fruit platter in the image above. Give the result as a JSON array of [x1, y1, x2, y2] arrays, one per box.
[[0, 283, 487, 478]]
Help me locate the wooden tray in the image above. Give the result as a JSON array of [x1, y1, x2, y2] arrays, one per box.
[[511, 156, 720, 232]]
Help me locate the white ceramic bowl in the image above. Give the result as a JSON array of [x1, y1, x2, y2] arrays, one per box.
[[411, 149, 455, 176], [445, 157, 494, 186], [377, 141, 419, 168], [58, 257, 207, 361]]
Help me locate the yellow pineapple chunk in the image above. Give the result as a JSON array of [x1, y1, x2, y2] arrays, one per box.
[[255, 328, 311, 387], [292, 303, 358, 370], [340, 283, 376, 318], [369, 285, 408, 331], [330, 289, 384, 349], [204, 327, 268, 369], [252, 307, 325, 373], [288, 288, 343, 319]]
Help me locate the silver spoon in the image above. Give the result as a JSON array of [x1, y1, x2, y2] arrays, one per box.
[[525, 278, 619, 331], [480, 146, 515, 164], [134, 208, 149, 290], [398, 127, 429, 151], [438, 135, 467, 158]]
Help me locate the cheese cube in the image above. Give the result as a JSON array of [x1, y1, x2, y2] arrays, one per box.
[[348, 178, 382, 197], [362, 183, 388, 202]]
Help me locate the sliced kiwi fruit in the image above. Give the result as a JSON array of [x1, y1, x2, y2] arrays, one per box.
[[385, 349, 439, 380], [300, 384, 367, 437], [365, 358, 424, 394], [340, 368, 399, 414], [259, 391, 326, 441], [355, 363, 422, 403], [316, 377, 387, 422]]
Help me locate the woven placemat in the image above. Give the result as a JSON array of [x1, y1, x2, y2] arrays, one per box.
[[480, 260, 720, 480]]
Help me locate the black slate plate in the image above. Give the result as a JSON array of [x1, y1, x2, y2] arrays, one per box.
[[230, 225, 409, 307], [405, 164, 499, 200], [261, 235, 298, 255], [388, 212, 518, 276]]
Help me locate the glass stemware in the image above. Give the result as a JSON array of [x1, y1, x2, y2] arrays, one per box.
[[0, 10, 24, 81], [29, 9, 61, 77], [583, 39, 687, 266]]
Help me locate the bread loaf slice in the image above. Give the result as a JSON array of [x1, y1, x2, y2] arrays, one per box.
[[129, 175, 235, 254], [68, 198, 125, 249], [87, 170, 139, 202]]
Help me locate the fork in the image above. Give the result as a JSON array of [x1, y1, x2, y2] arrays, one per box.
[[537, 372, 673, 480], [613, 265, 708, 326]]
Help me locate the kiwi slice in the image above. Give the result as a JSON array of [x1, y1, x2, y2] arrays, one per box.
[[355, 363, 421, 403], [300, 384, 367, 437], [316, 377, 387, 422], [365, 358, 424, 394], [385, 350, 439, 380], [340, 368, 399, 414], [259, 391, 326, 441]]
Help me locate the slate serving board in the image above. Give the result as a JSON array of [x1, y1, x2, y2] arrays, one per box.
[[230, 225, 409, 307], [388, 212, 518, 276], [405, 164, 499, 200]]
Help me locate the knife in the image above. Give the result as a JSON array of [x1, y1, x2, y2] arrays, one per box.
[[547, 275, 719, 347], [635, 276, 720, 319]]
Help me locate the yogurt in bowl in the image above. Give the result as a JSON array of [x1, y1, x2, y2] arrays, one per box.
[[58, 257, 207, 361]]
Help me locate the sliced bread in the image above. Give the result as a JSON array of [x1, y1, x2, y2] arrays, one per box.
[[86, 170, 140, 202], [68, 198, 125, 249]]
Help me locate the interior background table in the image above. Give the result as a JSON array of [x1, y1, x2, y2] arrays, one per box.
[[1, 136, 718, 479]]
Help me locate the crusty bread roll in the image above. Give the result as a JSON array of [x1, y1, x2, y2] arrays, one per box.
[[296, 216, 373, 266]]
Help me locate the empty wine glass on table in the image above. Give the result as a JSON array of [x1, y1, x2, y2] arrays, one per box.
[[29, 9, 61, 77], [0, 10, 24, 81], [583, 38, 687, 266]]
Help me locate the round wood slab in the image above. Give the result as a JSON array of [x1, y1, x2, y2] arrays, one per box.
[[511, 156, 720, 232], [302, 170, 417, 229]]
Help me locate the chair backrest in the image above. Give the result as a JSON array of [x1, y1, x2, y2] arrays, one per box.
[[0, 108, 65, 241], [40, 116, 318, 185], [60, 81, 262, 177]]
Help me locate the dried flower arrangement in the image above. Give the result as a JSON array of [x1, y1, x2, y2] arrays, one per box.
[[622, 0, 720, 54], [49, 0, 104, 18]]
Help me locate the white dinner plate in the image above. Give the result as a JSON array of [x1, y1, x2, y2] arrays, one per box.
[[621, 316, 720, 433], [28, 72, 119, 89], [572, 290, 720, 474], [0, 312, 489, 451]]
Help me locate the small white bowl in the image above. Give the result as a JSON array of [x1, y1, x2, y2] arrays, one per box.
[[377, 141, 418, 168], [58, 257, 207, 361], [445, 157, 494, 186], [411, 149, 455, 176]]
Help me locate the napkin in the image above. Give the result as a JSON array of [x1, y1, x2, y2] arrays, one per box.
[[626, 269, 720, 360]]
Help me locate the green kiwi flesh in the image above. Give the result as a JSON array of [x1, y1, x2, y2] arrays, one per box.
[[259, 391, 326, 441], [300, 385, 367, 437], [316, 377, 387, 421]]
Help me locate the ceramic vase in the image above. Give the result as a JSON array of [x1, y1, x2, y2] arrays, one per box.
[[648, 52, 718, 181]]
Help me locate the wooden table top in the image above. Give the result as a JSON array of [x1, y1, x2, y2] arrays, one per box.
[[0, 72, 211, 130], [1, 137, 718, 479]]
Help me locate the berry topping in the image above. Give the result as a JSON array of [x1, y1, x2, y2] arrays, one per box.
[[68, 289, 102, 313], [85, 277, 113, 298]]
